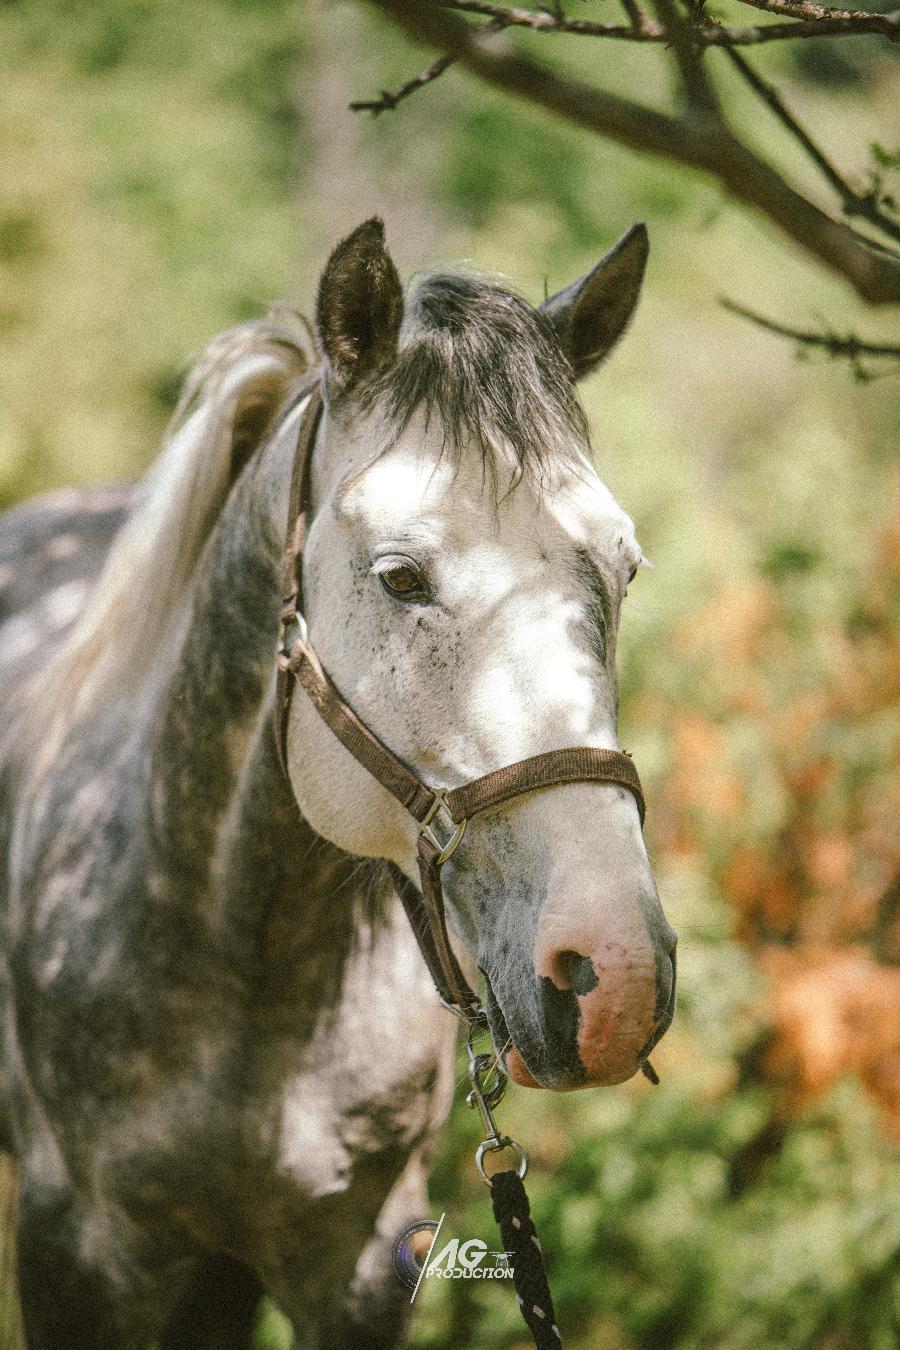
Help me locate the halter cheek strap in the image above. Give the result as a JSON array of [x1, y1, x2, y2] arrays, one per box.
[[274, 383, 646, 1020]]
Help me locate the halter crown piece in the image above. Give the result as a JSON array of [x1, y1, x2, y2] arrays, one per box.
[[273, 382, 649, 1350]]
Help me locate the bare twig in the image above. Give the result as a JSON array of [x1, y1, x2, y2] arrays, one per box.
[[443, 0, 657, 35], [441, 0, 900, 43], [698, 14, 900, 41], [735, 0, 898, 24], [721, 298, 900, 374], [349, 52, 456, 114], [364, 0, 900, 303], [712, 29, 900, 245]]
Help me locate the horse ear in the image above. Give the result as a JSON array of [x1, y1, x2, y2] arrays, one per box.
[[540, 223, 649, 379], [316, 217, 403, 390]]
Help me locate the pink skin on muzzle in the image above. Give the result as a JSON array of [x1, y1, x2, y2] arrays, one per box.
[[506, 883, 662, 1090]]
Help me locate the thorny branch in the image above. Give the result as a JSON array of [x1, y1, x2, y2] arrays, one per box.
[[357, 0, 900, 309]]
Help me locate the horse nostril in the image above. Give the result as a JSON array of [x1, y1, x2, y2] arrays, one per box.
[[551, 949, 599, 995]]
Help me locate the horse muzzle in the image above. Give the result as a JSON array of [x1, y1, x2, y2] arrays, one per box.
[[483, 888, 677, 1091]]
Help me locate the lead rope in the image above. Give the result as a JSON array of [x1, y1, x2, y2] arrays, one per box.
[[491, 1173, 561, 1349], [464, 1014, 562, 1348]]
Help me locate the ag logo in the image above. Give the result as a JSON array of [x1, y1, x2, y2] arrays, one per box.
[[393, 1214, 513, 1302]]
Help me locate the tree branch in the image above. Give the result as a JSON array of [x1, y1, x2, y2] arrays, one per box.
[[363, 0, 900, 303], [721, 297, 900, 375], [442, 1, 900, 44], [735, 0, 898, 25], [718, 43, 900, 246], [619, 0, 645, 27], [349, 53, 456, 114], [652, 0, 719, 111]]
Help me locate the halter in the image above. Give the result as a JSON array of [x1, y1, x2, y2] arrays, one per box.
[[272, 381, 653, 1348], [273, 383, 646, 1022]]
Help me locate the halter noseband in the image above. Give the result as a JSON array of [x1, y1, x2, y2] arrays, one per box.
[[274, 384, 645, 1021]]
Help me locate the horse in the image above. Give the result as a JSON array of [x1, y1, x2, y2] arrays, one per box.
[[0, 218, 677, 1349]]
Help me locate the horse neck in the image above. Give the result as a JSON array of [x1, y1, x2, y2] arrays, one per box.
[[142, 406, 287, 853], [143, 400, 364, 938], [147, 405, 435, 1040]]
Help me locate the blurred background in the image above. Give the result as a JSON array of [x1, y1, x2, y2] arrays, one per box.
[[0, 1, 898, 1347]]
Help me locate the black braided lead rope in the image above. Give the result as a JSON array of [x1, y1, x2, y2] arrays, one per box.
[[491, 1169, 562, 1348]]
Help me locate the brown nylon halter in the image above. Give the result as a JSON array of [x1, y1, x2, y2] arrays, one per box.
[[274, 384, 646, 1020]]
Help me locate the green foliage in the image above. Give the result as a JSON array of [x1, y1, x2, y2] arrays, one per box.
[[411, 1031, 900, 1350], [437, 103, 600, 248], [0, 0, 302, 505]]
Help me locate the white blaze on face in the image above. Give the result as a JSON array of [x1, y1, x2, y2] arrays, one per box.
[[312, 412, 641, 783]]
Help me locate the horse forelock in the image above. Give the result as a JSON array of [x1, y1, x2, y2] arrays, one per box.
[[365, 271, 589, 491]]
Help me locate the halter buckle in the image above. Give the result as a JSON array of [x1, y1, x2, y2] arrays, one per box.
[[419, 789, 468, 865]]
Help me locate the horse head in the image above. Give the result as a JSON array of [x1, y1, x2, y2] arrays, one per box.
[[283, 218, 676, 1090]]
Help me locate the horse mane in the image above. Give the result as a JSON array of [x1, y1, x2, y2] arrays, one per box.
[[369, 271, 590, 489], [36, 315, 314, 733], [31, 271, 584, 749]]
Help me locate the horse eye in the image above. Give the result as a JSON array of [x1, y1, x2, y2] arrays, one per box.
[[379, 563, 428, 602], [627, 564, 638, 586]]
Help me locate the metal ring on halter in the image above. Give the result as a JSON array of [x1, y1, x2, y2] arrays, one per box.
[[468, 1052, 507, 1109], [475, 1137, 528, 1185], [418, 788, 468, 865], [277, 612, 308, 658]]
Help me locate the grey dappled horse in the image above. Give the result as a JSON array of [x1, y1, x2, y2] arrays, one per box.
[[0, 220, 676, 1349]]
